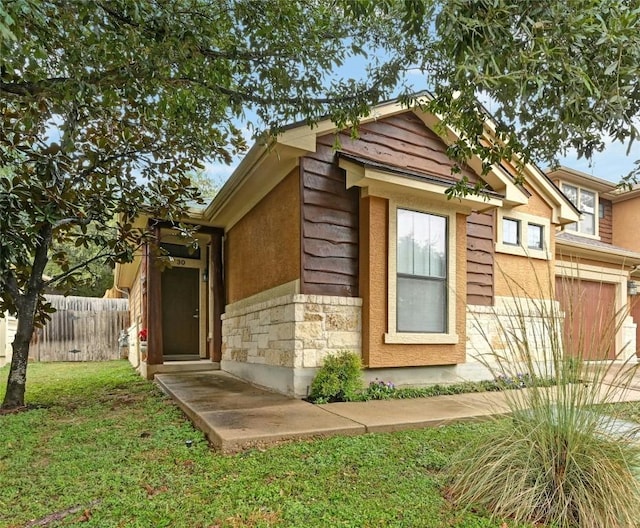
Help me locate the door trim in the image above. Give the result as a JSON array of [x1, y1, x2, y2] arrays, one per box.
[[160, 230, 209, 359]]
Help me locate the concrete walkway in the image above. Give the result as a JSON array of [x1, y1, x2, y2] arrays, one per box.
[[155, 370, 640, 453]]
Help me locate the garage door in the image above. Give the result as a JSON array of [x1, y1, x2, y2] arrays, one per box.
[[555, 278, 616, 360]]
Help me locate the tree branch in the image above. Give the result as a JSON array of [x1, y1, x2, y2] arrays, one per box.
[[173, 76, 380, 107], [44, 249, 116, 287], [96, 1, 348, 64]]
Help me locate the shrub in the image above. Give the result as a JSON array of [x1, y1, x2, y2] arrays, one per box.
[[449, 268, 640, 528], [308, 351, 362, 403]]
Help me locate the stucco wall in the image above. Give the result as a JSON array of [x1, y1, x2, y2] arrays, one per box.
[[225, 168, 301, 304], [129, 262, 143, 328], [494, 252, 556, 298], [523, 184, 553, 218], [126, 261, 144, 367], [494, 184, 556, 299], [612, 196, 640, 252], [359, 195, 467, 368]]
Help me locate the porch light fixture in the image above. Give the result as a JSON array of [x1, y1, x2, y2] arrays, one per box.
[[628, 280, 638, 296]]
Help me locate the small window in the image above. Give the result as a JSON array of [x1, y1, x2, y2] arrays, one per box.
[[599, 202, 605, 219], [503, 218, 520, 245], [160, 242, 201, 260], [496, 212, 550, 260], [527, 224, 544, 250]]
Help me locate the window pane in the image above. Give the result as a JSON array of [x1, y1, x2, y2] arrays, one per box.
[[579, 190, 596, 233], [563, 184, 578, 206], [527, 224, 543, 249], [580, 190, 595, 214], [397, 209, 447, 278], [429, 215, 447, 278], [397, 209, 414, 275], [503, 218, 520, 245], [580, 212, 595, 235], [413, 212, 430, 276], [397, 277, 446, 333], [562, 186, 597, 235]]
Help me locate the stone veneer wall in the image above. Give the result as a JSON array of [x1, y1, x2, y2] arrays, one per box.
[[467, 296, 637, 367], [221, 292, 362, 397], [466, 296, 566, 370]]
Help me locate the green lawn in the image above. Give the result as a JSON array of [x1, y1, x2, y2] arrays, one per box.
[[1, 361, 635, 528]]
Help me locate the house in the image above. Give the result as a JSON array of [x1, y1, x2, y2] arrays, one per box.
[[548, 167, 640, 360], [112, 97, 638, 398], [0, 311, 17, 367]]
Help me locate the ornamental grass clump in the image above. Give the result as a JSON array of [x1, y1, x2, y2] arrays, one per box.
[[450, 268, 640, 528]]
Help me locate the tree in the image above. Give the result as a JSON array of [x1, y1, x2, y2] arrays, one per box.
[[3, 0, 640, 410], [0, 0, 412, 409]]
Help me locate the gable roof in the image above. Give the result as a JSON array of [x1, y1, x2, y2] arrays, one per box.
[[204, 95, 580, 228]]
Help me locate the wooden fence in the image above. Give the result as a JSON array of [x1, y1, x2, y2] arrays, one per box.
[[29, 295, 129, 362]]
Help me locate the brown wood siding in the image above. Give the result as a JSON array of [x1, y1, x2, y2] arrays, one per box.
[[301, 112, 483, 298], [301, 147, 359, 296], [466, 212, 495, 306], [599, 198, 612, 244], [333, 113, 478, 183]]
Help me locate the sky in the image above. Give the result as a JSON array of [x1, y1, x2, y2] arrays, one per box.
[[557, 139, 639, 183]]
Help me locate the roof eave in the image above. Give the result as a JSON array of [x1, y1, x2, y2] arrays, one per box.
[[556, 238, 640, 267]]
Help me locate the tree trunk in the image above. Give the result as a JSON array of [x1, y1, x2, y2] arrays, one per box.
[[1, 305, 37, 409], [1, 224, 52, 410]]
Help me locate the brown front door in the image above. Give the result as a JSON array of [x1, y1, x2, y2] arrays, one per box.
[[161, 267, 200, 360], [555, 277, 617, 360]]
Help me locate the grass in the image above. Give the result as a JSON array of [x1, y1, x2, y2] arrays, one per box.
[[450, 270, 640, 528], [0, 360, 532, 528], [3, 362, 639, 528]]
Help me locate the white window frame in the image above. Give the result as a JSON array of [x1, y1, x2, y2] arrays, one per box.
[[561, 183, 599, 239], [386, 199, 458, 345], [495, 210, 551, 260]]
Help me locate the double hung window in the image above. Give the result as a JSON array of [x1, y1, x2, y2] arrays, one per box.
[[396, 209, 447, 333]]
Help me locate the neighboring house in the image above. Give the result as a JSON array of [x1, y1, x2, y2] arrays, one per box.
[[113, 98, 637, 398], [548, 167, 640, 361], [0, 311, 17, 367]]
